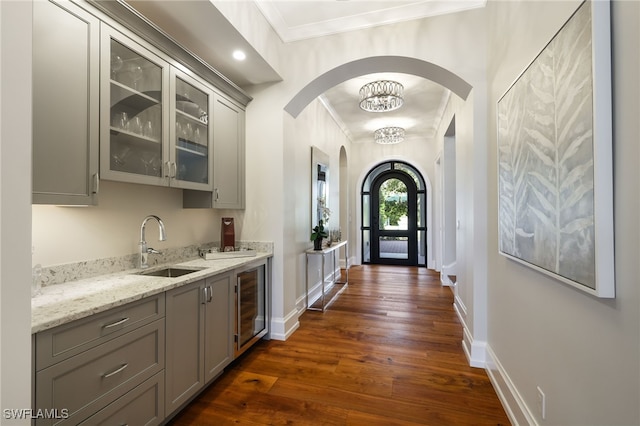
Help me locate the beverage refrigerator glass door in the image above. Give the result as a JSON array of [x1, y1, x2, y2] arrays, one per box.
[[235, 265, 267, 356]]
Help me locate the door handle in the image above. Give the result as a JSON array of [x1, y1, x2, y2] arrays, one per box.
[[92, 173, 99, 194]]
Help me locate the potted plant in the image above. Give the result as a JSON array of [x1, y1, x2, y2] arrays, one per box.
[[310, 220, 328, 250]]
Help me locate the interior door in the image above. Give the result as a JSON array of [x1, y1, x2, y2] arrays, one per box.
[[371, 171, 418, 266]]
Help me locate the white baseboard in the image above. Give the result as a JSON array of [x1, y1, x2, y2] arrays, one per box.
[[454, 293, 467, 317], [440, 273, 455, 287], [442, 261, 456, 276], [269, 308, 300, 341], [453, 296, 486, 368], [486, 345, 537, 426], [460, 326, 487, 368]]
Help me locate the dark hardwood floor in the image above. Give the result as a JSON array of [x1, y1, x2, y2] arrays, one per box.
[[168, 265, 510, 425]]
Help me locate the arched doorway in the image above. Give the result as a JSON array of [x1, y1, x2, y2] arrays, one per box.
[[362, 161, 427, 266]]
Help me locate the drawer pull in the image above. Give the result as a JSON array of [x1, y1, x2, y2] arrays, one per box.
[[103, 317, 130, 329], [102, 363, 128, 379]]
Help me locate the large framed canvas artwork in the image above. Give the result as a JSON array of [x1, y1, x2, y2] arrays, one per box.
[[497, 0, 615, 298]]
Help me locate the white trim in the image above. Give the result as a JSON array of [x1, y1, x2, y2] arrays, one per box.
[[269, 308, 300, 341], [440, 261, 457, 286], [454, 293, 467, 317], [486, 345, 538, 426], [255, 1, 486, 43], [469, 339, 487, 368], [440, 273, 455, 287], [454, 296, 486, 368]]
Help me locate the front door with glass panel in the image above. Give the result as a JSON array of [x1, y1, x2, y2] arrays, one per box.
[[371, 171, 418, 266]]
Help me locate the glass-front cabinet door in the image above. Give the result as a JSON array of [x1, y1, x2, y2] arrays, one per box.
[[170, 69, 213, 191], [100, 24, 170, 186]]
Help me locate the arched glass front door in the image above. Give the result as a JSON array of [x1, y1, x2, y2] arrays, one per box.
[[371, 172, 417, 265], [362, 161, 427, 266]]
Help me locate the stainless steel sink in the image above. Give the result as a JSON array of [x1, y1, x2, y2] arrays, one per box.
[[138, 267, 202, 278]]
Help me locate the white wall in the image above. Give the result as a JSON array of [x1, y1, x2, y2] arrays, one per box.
[[218, 3, 489, 341], [285, 98, 350, 315], [0, 1, 33, 422], [32, 181, 224, 266], [486, 1, 640, 424]]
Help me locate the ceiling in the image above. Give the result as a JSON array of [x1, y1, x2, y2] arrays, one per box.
[[125, 0, 483, 144], [254, 0, 485, 43]]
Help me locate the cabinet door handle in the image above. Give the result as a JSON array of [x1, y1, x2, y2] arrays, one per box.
[[207, 285, 213, 303], [171, 162, 177, 178], [214, 188, 219, 201], [164, 161, 171, 178], [92, 173, 99, 194], [202, 286, 208, 304], [236, 277, 241, 346], [102, 363, 128, 379], [103, 317, 129, 329]]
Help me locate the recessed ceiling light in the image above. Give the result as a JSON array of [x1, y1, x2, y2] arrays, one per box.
[[232, 50, 246, 61]]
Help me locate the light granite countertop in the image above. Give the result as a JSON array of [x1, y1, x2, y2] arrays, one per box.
[[31, 252, 272, 334]]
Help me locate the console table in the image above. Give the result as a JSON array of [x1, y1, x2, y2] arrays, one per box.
[[305, 240, 349, 312]]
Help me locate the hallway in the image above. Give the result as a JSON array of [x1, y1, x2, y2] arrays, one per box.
[[168, 265, 510, 425]]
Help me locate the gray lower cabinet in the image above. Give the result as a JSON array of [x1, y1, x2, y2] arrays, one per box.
[[33, 264, 263, 424], [33, 295, 165, 426], [33, 0, 100, 205], [165, 273, 233, 416], [78, 372, 164, 426]]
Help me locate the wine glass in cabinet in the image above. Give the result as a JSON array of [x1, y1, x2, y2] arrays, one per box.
[[170, 68, 213, 191], [100, 24, 170, 186]]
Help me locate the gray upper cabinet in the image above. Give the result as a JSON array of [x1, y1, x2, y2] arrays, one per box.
[[100, 23, 171, 187], [213, 94, 246, 209], [183, 93, 245, 208], [100, 24, 216, 191], [33, 0, 250, 205], [33, 0, 100, 205], [170, 68, 214, 191]]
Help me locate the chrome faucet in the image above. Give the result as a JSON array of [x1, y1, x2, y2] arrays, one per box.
[[139, 215, 167, 268]]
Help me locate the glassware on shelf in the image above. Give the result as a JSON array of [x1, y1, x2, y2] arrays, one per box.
[[144, 120, 154, 139], [131, 116, 143, 135], [141, 151, 159, 176], [110, 53, 123, 80], [130, 64, 143, 90], [112, 145, 131, 167], [112, 111, 129, 130]]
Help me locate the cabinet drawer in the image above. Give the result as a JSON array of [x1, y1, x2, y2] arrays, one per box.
[[79, 371, 164, 426], [35, 320, 164, 426], [36, 294, 164, 370]]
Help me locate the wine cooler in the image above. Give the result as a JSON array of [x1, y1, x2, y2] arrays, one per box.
[[235, 262, 269, 357]]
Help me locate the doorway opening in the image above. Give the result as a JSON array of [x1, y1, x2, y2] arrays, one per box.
[[362, 161, 426, 266]]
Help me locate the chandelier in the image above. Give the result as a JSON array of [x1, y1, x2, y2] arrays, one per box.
[[359, 80, 404, 112], [374, 127, 405, 145]]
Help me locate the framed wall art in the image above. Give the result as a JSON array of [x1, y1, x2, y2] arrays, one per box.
[[497, 0, 614, 297]]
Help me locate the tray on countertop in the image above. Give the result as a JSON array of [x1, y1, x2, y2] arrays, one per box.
[[199, 249, 257, 260]]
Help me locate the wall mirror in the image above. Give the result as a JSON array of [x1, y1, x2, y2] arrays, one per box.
[[311, 146, 330, 228]]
